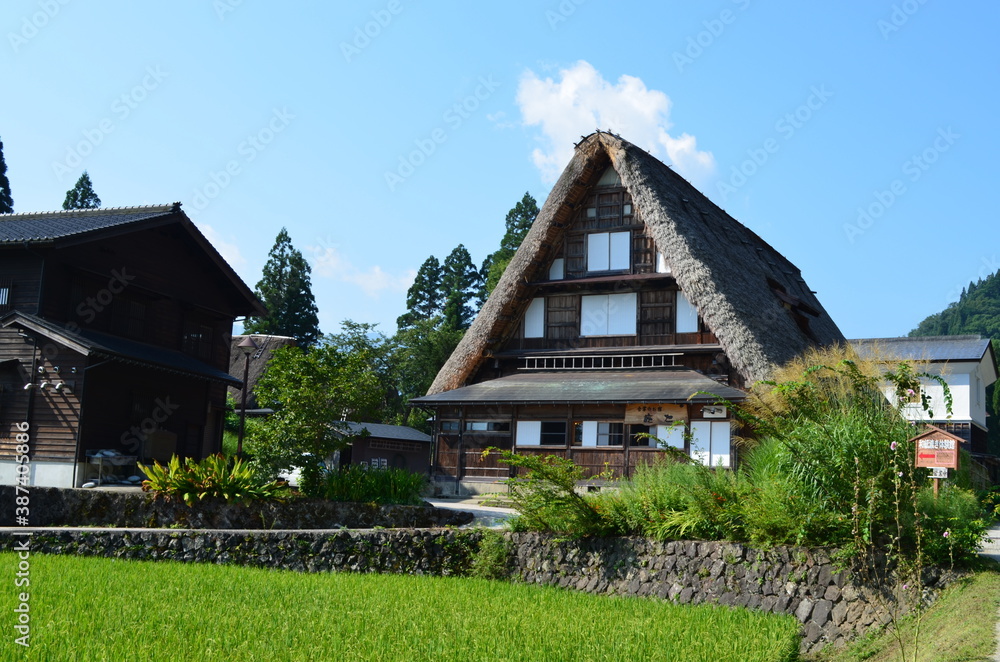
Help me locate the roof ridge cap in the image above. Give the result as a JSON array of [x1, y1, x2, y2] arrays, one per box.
[[0, 203, 178, 219]]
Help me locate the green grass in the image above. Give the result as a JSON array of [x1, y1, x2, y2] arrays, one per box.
[[808, 563, 1000, 662], [0, 553, 801, 662]]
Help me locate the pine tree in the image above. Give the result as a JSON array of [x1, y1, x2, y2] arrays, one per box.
[[244, 228, 321, 346], [396, 256, 442, 330], [440, 244, 481, 331], [62, 171, 101, 210], [481, 191, 539, 297], [0, 137, 13, 214]]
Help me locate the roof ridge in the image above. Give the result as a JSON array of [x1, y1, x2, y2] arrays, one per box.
[[852, 335, 985, 342], [0, 202, 180, 219]]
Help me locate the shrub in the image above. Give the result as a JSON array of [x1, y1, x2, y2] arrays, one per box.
[[309, 465, 426, 506], [596, 459, 750, 542], [489, 448, 610, 537], [138, 454, 292, 506], [469, 530, 514, 580], [917, 484, 990, 565]]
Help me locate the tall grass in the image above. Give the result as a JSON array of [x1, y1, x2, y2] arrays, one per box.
[[308, 465, 427, 505], [0, 553, 801, 662]]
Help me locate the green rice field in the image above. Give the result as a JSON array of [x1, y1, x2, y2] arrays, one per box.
[[0, 553, 800, 661]]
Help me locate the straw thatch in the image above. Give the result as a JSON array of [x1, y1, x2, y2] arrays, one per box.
[[427, 132, 844, 394], [228, 334, 297, 408]]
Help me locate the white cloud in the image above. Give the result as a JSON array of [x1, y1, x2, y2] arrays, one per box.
[[196, 223, 246, 268], [516, 60, 715, 184], [487, 110, 515, 129], [309, 243, 415, 298]]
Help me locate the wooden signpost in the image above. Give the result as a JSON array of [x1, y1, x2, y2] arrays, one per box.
[[908, 426, 967, 498]]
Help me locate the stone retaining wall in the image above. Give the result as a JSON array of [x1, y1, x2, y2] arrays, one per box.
[[507, 533, 962, 654], [5, 528, 481, 576], [0, 524, 962, 654], [0, 485, 472, 529]]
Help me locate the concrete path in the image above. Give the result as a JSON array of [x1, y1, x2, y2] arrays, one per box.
[[426, 498, 515, 528]]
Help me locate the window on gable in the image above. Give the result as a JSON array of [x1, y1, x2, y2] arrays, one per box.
[[548, 258, 565, 280], [524, 297, 545, 338], [0, 282, 10, 312], [586, 231, 630, 272], [580, 292, 637, 336], [676, 291, 699, 333]]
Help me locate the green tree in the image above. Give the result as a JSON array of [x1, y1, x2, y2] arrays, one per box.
[[247, 325, 394, 480], [481, 191, 539, 297], [392, 316, 464, 426], [0, 136, 12, 214], [62, 171, 101, 209], [244, 228, 321, 346], [440, 244, 481, 331], [396, 255, 442, 330]]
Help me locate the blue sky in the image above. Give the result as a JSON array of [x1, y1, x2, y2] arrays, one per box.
[[3, 1, 997, 340]]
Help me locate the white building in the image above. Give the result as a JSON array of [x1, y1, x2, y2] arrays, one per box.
[[852, 336, 998, 477]]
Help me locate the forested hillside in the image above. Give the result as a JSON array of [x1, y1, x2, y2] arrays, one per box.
[[910, 270, 1000, 339]]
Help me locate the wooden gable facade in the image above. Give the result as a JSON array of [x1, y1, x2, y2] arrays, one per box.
[[412, 133, 845, 495], [0, 203, 264, 488]]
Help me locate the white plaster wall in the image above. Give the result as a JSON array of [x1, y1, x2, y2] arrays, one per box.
[[0, 460, 79, 488], [893, 363, 982, 426]]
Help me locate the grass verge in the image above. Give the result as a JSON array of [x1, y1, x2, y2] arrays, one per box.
[[0, 552, 800, 662], [807, 562, 1000, 662]]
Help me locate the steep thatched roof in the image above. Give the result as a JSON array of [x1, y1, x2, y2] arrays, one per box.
[[428, 132, 843, 394], [228, 334, 297, 408]]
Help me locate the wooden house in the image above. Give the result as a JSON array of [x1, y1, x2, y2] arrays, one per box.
[[339, 422, 432, 475], [411, 132, 844, 495], [0, 203, 264, 487]]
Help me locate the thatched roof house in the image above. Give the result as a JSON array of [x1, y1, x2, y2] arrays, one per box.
[[228, 334, 297, 412], [430, 132, 842, 395], [413, 132, 844, 495]]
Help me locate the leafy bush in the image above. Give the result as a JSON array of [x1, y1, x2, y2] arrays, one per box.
[[308, 464, 427, 505], [917, 484, 990, 565], [469, 530, 514, 580], [596, 459, 750, 542], [138, 454, 292, 506], [488, 449, 610, 537]]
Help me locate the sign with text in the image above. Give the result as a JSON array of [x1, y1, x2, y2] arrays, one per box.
[[624, 404, 687, 425], [909, 427, 965, 470]]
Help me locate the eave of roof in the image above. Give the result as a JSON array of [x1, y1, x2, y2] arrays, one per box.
[[411, 369, 745, 406], [2, 311, 242, 387]]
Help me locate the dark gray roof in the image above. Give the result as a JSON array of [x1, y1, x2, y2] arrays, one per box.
[[851, 336, 991, 362], [412, 370, 745, 406], [0, 204, 176, 244], [2, 311, 242, 386], [341, 422, 431, 443]]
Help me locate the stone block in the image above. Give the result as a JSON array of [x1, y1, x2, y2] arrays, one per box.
[[795, 597, 815, 623]]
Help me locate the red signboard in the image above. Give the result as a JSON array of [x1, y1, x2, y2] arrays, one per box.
[[909, 427, 964, 470]]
